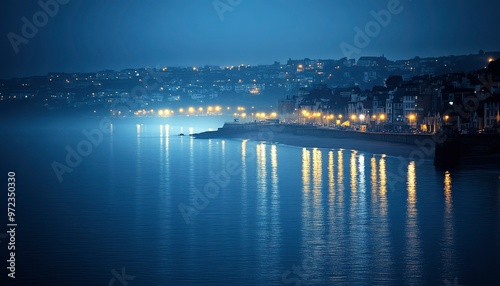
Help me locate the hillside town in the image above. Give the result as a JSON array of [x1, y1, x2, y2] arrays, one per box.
[[278, 64, 500, 133], [1, 51, 499, 133]]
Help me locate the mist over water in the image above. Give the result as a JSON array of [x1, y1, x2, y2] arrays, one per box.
[[1, 118, 499, 285]]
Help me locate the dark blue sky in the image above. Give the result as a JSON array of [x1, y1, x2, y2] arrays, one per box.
[[1, 0, 499, 79]]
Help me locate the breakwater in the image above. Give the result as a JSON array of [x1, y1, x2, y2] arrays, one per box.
[[193, 123, 500, 168], [193, 123, 432, 145]]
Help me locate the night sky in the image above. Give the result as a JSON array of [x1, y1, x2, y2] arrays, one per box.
[[1, 0, 499, 79]]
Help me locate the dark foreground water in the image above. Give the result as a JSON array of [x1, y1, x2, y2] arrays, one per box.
[[1, 118, 499, 285]]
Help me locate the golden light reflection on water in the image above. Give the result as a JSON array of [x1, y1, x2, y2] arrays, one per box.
[[271, 145, 279, 199], [350, 151, 357, 194], [301, 148, 312, 249], [379, 155, 387, 216], [444, 171, 452, 213], [441, 171, 456, 281], [357, 154, 366, 217], [372, 154, 392, 281], [257, 143, 268, 263], [256, 143, 267, 217], [255, 143, 281, 278], [405, 161, 422, 283], [301, 148, 325, 282], [312, 148, 323, 209], [407, 161, 417, 217], [269, 144, 281, 272], [358, 154, 365, 192], [371, 157, 378, 206], [328, 151, 335, 204], [302, 148, 311, 194], [327, 149, 347, 279], [337, 150, 344, 203], [350, 151, 358, 215]]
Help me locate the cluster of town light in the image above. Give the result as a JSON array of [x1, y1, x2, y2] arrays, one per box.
[[300, 110, 393, 124], [233, 112, 278, 119], [133, 109, 156, 116], [370, 114, 387, 121], [302, 110, 344, 120], [349, 113, 387, 122], [127, 107, 399, 124], [130, 106, 228, 117], [128, 106, 286, 118], [301, 110, 324, 118]]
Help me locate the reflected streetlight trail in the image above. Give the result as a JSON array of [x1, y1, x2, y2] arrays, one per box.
[[327, 150, 345, 283], [256, 143, 269, 278], [301, 148, 325, 284], [300, 148, 313, 280], [221, 140, 226, 163], [405, 161, 422, 284], [350, 151, 358, 219], [158, 124, 172, 270], [328, 151, 335, 203], [379, 155, 388, 217], [371, 155, 393, 282], [239, 140, 249, 273], [135, 124, 142, 189], [269, 144, 281, 279], [312, 148, 323, 229], [441, 171, 456, 282], [240, 140, 248, 224], [371, 156, 378, 208], [378, 155, 391, 273], [312, 148, 325, 280], [302, 148, 311, 195], [337, 150, 345, 204], [350, 152, 369, 282]]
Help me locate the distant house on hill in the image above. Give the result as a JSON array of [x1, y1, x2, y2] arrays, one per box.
[[357, 56, 388, 67]]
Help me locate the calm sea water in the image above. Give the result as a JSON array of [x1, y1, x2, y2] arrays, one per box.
[[1, 117, 499, 285]]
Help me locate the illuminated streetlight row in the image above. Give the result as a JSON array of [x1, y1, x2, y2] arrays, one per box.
[[350, 114, 386, 121], [234, 112, 278, 119], [129, 105, 248, 117], [127, 105, 279, 119], [302, 110, 344, 120]]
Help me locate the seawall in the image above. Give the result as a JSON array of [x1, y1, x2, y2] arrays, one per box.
[[193, 123, 433, 146]]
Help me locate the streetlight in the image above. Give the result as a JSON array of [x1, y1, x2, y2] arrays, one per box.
[[359, 114, 366, 123], [409, 114, 416, 128], [350, 114, 357, 129], [444, 115, 449, 125]]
